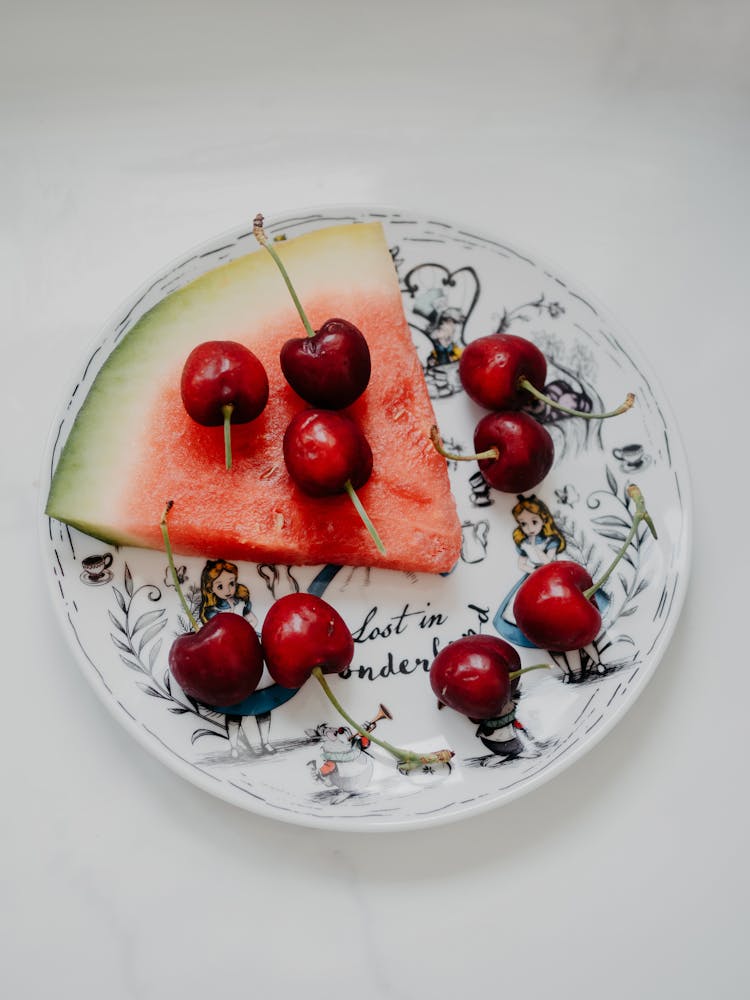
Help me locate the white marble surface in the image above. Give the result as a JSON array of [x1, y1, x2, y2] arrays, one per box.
[[2, 1, 749, 996]]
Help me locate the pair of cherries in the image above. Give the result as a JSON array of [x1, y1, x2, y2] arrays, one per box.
[[432, 332, 634, 493], [430, 484, 656, 724], [180, 215, 384, 553], [162, 504, 449, 772]]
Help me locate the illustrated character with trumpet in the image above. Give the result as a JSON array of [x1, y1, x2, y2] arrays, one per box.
[[306, 705, 393, 804]]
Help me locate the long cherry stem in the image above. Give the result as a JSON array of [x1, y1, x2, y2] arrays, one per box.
[[520, 379, 635, 420], [430, 425, 499, 462], [508, 664, 549, 680], [254, 214, 383, 557], [584, 484, 657, 600], [253, 213, 316, 339], [312, 667, 453, 773], [344, 480, 386, 555], [160, 502, 200, 632], [222, 404, 233, 470]]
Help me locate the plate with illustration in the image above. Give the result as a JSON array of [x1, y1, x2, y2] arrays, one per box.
[[40, 207, 691, 831]]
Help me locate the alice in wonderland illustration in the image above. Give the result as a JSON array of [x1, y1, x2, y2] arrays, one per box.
[[197, 558, 295, 757], [493, 495, 610, 683], [402, 263, 479, 397], [471, 676, 541, 767], [199, 559, 258, 626], [306, 705, 392, 804]]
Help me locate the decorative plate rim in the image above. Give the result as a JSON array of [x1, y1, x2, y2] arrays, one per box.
[[38, 203, 692, 832]]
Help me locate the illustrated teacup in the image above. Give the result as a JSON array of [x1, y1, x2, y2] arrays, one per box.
[[81, 552, 113, 583], [613, 444, 648, 472]]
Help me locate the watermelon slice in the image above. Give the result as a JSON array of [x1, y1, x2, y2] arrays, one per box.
[[47, 222, 462, 574]]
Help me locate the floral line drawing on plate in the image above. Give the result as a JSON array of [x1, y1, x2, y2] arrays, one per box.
[[108, 565, 226, 736]]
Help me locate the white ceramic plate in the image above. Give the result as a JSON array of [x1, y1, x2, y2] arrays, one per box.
[[40, 207, 691, 831]]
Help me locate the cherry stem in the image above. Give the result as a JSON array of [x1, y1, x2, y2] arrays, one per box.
[[430, 425, 499, 463], [160, 502, 200, 633], [584, 484, 658, 600], [312, 667, 453, 773], [253, 213, 316, 339], [508, 663, 550, 680], [222, 403, 233, 470], [344, 480, 386, 555], [519, 378, 635, 420]]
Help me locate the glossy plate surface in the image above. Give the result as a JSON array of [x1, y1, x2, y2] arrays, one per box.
[[41, 207, 690, 831]]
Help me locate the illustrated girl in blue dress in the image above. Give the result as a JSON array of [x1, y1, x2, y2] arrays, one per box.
[[493, 496, 609, 683], [199, 559, 257, 627], [199, 559, 279, 755]]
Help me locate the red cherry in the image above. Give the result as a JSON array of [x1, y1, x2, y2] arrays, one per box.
[[181, 341, 269, 469], [283, 409, 373, 497], [169, 612, 264, 705], [513, 486, 658, 652], [459, 333, 547, 410], [250, 217, 371, 408], [459, 332, 635, 419], [429, 635, 521, 719], [280, 318, 371, 409], [513, 561, 601, 651], [261, 593, 354, 689], [181, 341, 269, 425], [474, 410, 554, 493]]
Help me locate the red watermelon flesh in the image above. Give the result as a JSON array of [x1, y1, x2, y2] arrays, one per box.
[[47, 223, 462, 574]]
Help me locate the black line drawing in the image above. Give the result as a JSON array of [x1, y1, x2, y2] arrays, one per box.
[[107, 565, 228, 742], [460, 520, 490, 565], [402, 262, 480, 398]]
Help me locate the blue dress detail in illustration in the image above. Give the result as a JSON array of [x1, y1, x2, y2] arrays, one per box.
[[494, 535, 563, 647], [212, 563, 341, 719], [204, 595, 252, 620], [493, 539, 610, 648], [492, 495, 611, 665], [192, 559, 296, 754], [307, 563, 342, 597]]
